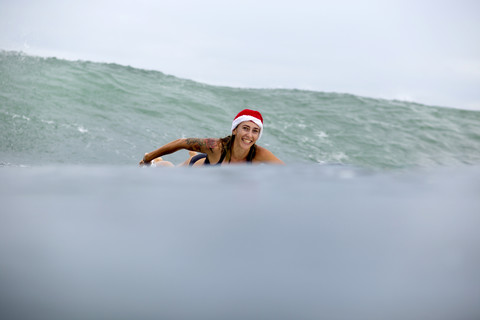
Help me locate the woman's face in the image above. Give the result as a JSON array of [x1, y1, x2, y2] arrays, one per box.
[[233, 121, 261, 149]]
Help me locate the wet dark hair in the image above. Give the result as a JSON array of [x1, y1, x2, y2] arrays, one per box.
[[219, 134, 256, 163]]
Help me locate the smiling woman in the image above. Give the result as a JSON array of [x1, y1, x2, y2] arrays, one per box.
[[139, 109, 284, 167]]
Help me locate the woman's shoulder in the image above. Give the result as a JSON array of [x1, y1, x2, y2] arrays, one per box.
[[254, 145, 284, 164]]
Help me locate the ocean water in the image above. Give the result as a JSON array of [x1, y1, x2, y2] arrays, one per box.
[[1, 51, 480, 319], [2, 51, 480, 168]]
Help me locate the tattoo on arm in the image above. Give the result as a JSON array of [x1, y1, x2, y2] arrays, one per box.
[[185, 138, 217, 153]]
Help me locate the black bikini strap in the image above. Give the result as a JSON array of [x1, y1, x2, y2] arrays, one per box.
[[215, 150, 226, 165], [189, 153, 208, 166]]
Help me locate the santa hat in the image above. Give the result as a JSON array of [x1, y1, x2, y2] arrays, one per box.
[[231, 109, 264, 140]]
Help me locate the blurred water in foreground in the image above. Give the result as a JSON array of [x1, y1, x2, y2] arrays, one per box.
[[1, 164, 479, 319]]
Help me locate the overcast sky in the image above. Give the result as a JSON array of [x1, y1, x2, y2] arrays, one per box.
[[1, 0, 479, 110]]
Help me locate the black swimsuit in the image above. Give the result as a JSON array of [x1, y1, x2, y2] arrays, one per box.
[[189, 150, 254, 166], [189, 143, 255, 166], [189, 152, 226, 166]]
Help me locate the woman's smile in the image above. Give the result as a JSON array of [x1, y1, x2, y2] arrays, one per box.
[[234, 121, 260, 149]]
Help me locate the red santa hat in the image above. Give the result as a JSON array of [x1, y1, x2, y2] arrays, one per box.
[[231, 109, 264, 140]]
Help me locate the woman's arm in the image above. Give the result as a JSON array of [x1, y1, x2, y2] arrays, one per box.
[[254, 146, 285, 164], [139, 138, 220, 165]]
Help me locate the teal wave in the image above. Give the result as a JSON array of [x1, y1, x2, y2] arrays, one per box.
[[1, 51, 480, 169]]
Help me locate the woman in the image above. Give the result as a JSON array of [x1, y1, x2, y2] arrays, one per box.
[[139, 109, 284, 166]]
